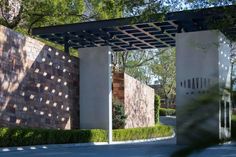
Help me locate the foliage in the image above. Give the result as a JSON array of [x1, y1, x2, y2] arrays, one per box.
[[0, 0, 86, 33], [113, 49, 167, 84], [0, 128, 107, 147], [185, 0, 235, 9], [154, 95, 161, 123], [112, 97, 127, 129], [151, 48, 176, 105], [112, 124, 173, 141], [159, 108, 176, 116], [170, 86, 225, 157], [0, 124, 173, 147], [88, 0, 124, 19], [37, 37, 79, 57], [232, 114, 236, 139]]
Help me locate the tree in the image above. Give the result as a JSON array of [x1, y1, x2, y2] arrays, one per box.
[[87, 0, 124, 20], [0, 0, 87, 33], [151, 48, 176, 108], [112, 49, 167, 83]]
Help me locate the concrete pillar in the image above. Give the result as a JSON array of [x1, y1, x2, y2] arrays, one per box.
[[79, 46, 112, 143], [176, 30, 232, 144]]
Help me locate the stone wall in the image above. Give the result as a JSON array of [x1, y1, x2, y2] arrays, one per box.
[[113, 72, 155, 128], [0, 26, 80, 129]]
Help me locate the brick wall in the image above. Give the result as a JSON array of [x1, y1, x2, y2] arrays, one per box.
[[113, 72, 155, 128], [0, 26, 80, 129], [112, 72, 124, 103]]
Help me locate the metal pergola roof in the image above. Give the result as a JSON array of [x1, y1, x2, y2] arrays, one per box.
[[32, 5, 236, 53]]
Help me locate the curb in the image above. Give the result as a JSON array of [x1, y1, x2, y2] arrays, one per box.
[[0, 132, 175, 153]]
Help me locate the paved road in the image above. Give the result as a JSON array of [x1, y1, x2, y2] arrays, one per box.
[[0, 143, 178, 157], [1, 142, 236, 157], [160, 116, 176, 128]]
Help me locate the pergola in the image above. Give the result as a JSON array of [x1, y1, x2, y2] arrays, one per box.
[[32, 5, 236, 145], [32, 5, 236, 53]]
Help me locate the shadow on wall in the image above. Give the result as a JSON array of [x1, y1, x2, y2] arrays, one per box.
[[123, 73, 155, 128], [0, 26, 80, 130]]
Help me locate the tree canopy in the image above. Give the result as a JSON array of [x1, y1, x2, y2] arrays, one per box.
[[1, 0, 235, 33]]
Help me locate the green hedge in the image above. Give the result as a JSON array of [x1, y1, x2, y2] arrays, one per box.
[[155, 95, 161, 124], [232, 114, 236, 139], [159, 108, 176, 116], [113, 124, 173, 141], [0, 124, 173, 147], [0, 128, 107, 147]]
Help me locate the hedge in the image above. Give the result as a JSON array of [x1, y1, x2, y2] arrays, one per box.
[[154, 95, 161, 124], [0, 128, 107, 147], [232, 114, 236, 139], [0, 124, 173, 147], [113, 124, 173, 141], [159, 108, 176, 116]]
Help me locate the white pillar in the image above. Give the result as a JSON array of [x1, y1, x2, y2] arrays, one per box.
[[79, 46, 112, 143], [176, 30, 232, 144]]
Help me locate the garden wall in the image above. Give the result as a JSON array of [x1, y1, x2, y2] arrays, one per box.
[[0, 26, 154, 130], [0, 26, 80, 129], [113, 72, 155, 128]]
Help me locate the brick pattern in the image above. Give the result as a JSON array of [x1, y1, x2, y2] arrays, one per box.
[[113, 72, 155, 128], [112, 72, 124, 103], [0, 26, 80, 129]]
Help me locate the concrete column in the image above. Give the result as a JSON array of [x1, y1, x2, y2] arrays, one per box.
[[176, 30, 232, 144], [79, 46, 112, 143]]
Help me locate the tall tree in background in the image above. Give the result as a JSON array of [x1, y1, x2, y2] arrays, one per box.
[[151, 48, 176, 107], [0, 0, 86, 33], [87, 0, 124, 19], [113, 49, 167, 84], [1, 0, 235, 34]]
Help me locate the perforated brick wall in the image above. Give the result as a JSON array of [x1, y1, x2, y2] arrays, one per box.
[[0, 26, 80, 129]]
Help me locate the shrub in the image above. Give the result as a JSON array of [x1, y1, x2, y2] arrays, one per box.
[[232, 114, 236, 139], [113, 124, 173, 141], [112, 97, 127, 129], [159, 108, 176, 116], [0, 128, 107, 147], [154, 95, 161, 124], [0, 124, 173, 147]]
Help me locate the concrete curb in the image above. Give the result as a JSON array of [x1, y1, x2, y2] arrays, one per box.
[[161, 115, 176, 119], [0, 132, 175, 152]]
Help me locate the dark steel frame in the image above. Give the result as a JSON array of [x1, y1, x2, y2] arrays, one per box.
[[32, 5, 236, 53]]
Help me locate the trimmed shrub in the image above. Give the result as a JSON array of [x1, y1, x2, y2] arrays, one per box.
[[113, 124, 173, 141], [159, 108, 176, 116], [232, 114, 236, 139], [112, 97, 127, 129], [0, 128, 107, 147], [0, 124, 173, 147], [154, 95, 161, 124]]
